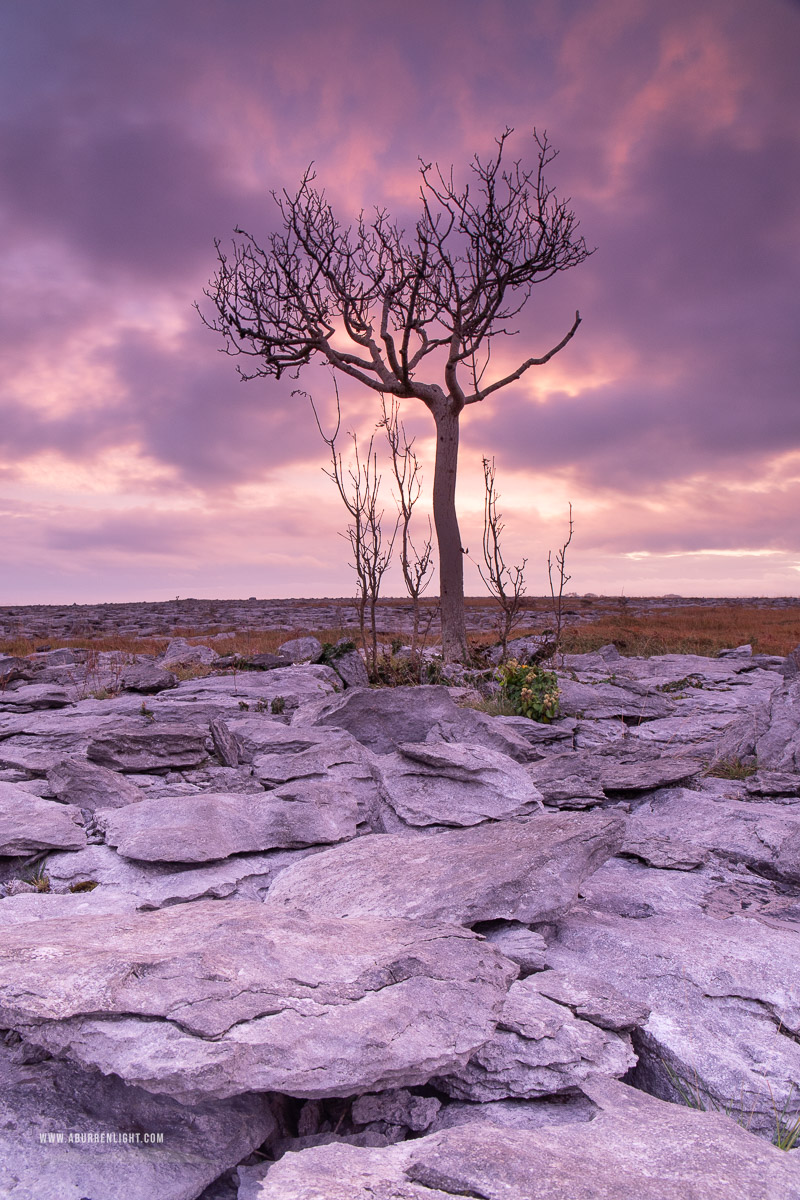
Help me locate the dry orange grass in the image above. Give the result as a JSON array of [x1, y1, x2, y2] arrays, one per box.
[[1, 604, 797, 660]]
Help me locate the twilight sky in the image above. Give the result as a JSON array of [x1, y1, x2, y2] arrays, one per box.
[[1, 0, 799, 604]]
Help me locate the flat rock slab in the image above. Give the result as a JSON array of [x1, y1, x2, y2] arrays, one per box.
[[87, 722, 210, 772], [545, 909, 800, 1137], [528, 750, 704, 807], [377, 741, 544, 827], [97, 781, 359, 862], [0, 780, 86, 855], [265, 811, 625, 925], [240, 1078, 800, 1199], [47, 755, 148, 811], [0, 683, 72, 712], [296, 685, 472, 755], [0, 1038, 276, 1200], [555, 677, 675, 721], [120, 663, 178, 693], [0, 900, 517, 1103], [45, 843, 317, 909], [757, 678, 800, 772], [150, 665, 342, 721], [623, 787, 800, 881], [433, 975, 635, 1101]]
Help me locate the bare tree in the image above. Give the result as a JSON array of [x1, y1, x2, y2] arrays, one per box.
[[477, 456, 527, 659], [200, 128, 590, 661], [548, 502, 574, 662], [304, 383, 396, 676], [378, 395, 434, 656]]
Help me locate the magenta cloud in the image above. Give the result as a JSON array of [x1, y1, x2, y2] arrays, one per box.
[[0, 0, 798, 602]]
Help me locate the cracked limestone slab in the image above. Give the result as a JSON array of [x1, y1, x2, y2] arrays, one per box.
[[265, 811, 625, 925], [47, 755, 148, 810], [0, 899, 517, 1104], [0, 780, 86, 855], [44, 842, 318, 909], [239, 1078, 800, 1199], [545, 908, 800, 1138], [433, 974, 635, 1101], [148, 665, 342, 722], [623, 787, 800, 882], [376, 741, 544, 827], [528, 750, 704, 809], [97, 780, 359, 862], [87, 722, 210, 772], [0, 1037, 277, 1200]]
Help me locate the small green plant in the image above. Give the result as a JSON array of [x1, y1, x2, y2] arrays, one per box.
[[705, 757, 757, 780], [22, 868, 51, 893], [768, 1083, 800, 1151], [139, 701, 155, 721], [270, 696, 286, 714], [238, 700, 250, 710], [320, 640, 356, 665], [659, 674, 704, 694], [92, 687, 114, 700], [495, 659, 560, 723]]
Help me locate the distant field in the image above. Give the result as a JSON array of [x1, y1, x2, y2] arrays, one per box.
[[1, 595, 798, 659]]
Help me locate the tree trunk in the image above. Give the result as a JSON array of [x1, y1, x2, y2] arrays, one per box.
[[432, 399, 469, 662]]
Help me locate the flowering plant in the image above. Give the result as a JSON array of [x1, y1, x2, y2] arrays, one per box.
[[495, 659, 560, 723]]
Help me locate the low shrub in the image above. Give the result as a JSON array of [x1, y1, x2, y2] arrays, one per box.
[[496, 659, 560, 723]]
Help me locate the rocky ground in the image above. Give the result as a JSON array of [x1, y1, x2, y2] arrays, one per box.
[[2, 592, 798, 642], [0, 629, 799, 1198]]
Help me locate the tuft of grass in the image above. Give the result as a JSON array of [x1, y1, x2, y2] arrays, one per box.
[[662, 1060, 800, 1151], [705, 757, 758, 780], [22, 868, 51, 893]]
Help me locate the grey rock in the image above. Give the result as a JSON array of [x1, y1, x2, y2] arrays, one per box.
[[331, 647, 370, 687], [429, 1094, 598, 1132], [377, 741, 544, 827], [623, 787, 800, 883], [97, 782, 359, 862], [0, 1037, 277, 1200], [0, 656, 33, 686], [0, 780, 86, 855], [45, 842, 316, 909], [556, 676, 674, 721], [783, 642, 800, 678], [0, 901, 516, 1103], [244, 652, 292, 669], [160, 637, 219, 668], [0, 890, 139, 923], [546, 909, 800, 1137], [47, 755, 147, 811], [478, 922, 548, 972], [150, 664, 341, 721], [87, 722, 210, 772], [265, 811, 625, 925], [433, 975, 635, 1101], [745, 770, 800, 798], [243, 1078, 800, 1199], [488, 714, 577, 754], [209, 716, 244, 767], [242, 724, 382, 828], [277, 636, 323, 663], [351, 1088, 441, 1132], [533, 967, 650, 1032], [295, 684, 467, 754], [528, 749, 703, 808], [120, 662, 178, 692], [0, 683, 72, 711], [757, 678, 800, 772]]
